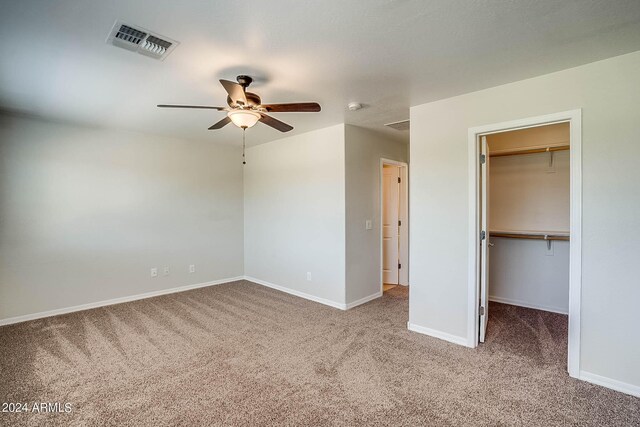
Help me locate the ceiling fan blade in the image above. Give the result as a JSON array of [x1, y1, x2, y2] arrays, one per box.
[[259, 113, 293, 132], [208, 116, 232, 130], [219, 79, 248, 106], [157, 104, 226, 110], [260, 102, 321, 113]]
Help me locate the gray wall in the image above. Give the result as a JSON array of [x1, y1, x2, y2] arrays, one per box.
[[0, 114, 244, 320], [244, 124, 347, 305], [345, 125, 408, 304], [489, 238, 569, 314], [409, 51, 640, 388], [489, 150, 570, 314]]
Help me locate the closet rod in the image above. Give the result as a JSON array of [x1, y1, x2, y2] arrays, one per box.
[[490, 144, 570, 158], [491, 231, 570, 241]]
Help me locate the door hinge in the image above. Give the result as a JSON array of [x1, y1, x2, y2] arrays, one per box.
[[398, 220, 402, 226], [479, 306, 485, 316], [480, 154, 486, 165], [480, 230, 486, 240], [398, 263, 402, 269], [398, 177, 401, 183]]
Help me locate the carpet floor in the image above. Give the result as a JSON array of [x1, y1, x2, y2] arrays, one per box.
[[1, 281, 638, 426]]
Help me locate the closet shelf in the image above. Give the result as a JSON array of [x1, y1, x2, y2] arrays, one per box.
[[490, 230, 570, 241], [490, 144, 570, 158]]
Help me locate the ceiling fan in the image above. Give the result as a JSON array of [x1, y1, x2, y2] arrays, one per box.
[[157, 75, 321, 132]]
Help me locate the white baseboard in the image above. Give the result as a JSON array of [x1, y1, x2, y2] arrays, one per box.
[[345, 291, 382, 309], [407, 322, 470, 347], [0, 276, 244, 327], [244, 276, 346, 310], [580, 371, 640, 398], [489, 296, 568, 315]]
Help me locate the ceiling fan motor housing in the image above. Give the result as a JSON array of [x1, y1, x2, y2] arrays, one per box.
[[227, 92, 261, 109]]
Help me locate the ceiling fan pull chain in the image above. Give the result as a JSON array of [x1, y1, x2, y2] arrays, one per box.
[[242, 128, 247, 165]]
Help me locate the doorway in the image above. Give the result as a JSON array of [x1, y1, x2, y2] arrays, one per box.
[[381, 159, 408, 293], [468, 110, 582, 378]]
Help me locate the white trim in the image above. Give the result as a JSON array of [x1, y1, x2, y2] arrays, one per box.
[[0, 276, 245, 326], [568, 111, 583, 379], [488, 296, 568, 315], [467, 127, 481, 347], [467, 109, 582, 378], [379, 158, 408, 167], [407, 322, 470, 347], [579, 371, 640, 398], [379, 158, 410, 295], [345, 291, 383, 309], [466, 111, 579, 136], [244, 276, 347, 310]]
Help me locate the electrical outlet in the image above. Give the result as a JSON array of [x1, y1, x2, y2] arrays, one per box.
[[306, 272, 312, 281], [163, 266, 170, 276], [150, 268, 158, 278], [189, 264, 196, 273]]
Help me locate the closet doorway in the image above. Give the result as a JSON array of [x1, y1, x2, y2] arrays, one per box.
[[468, 110, 582, 378], [381, 159, 408, 293]]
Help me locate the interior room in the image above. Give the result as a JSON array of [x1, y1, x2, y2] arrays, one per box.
[[481, 123, 571, 365], [1, 1, 639, 425]]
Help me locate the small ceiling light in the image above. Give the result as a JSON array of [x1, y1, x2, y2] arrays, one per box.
[[347, 102, 363, 111], [228, 110, 260, 129]]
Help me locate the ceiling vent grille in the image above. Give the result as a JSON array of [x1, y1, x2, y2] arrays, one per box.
[[384, 119, 410, 131], [106, 20, 178, 61]]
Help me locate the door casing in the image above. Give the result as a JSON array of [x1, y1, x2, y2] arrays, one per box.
[[380, 158, 409, 293], [467, 109, 582, 378]]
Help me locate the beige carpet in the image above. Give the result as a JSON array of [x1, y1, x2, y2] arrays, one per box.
[[1, 281, 638, 426]]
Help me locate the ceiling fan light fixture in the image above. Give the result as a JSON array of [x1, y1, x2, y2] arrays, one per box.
[[227, 110, 260, 128], [158, 75, 320, 133]]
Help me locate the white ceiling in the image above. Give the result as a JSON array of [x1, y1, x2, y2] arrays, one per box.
[[1, 0, 640, 146]]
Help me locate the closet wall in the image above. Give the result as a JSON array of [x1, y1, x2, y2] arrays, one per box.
[[488, 123, 570, 314]]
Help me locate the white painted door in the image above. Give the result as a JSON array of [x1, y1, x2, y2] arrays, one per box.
[[479, 136, 490, 342], [383, 166, 400, 285], [398, 166, 409, 286]]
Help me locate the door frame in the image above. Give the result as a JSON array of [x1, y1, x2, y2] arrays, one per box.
[[380, 158, 409, 294], [466, 109, 582, 378]]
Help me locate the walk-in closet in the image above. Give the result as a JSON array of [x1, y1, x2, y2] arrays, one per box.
[[481, 122, 571, 354]]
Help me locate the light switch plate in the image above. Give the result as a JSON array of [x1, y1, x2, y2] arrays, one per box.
[[365, 220, 372, 230]]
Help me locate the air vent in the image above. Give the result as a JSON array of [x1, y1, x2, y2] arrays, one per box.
[[114, 25, 146, 45], [384, 119, 410, 131], [106, 20, 178, 61]]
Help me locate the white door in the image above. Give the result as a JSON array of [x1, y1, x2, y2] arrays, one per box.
[[383, 165, 400, 285], [398, 166, 409, 286], [479, 136, 490, 342]]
